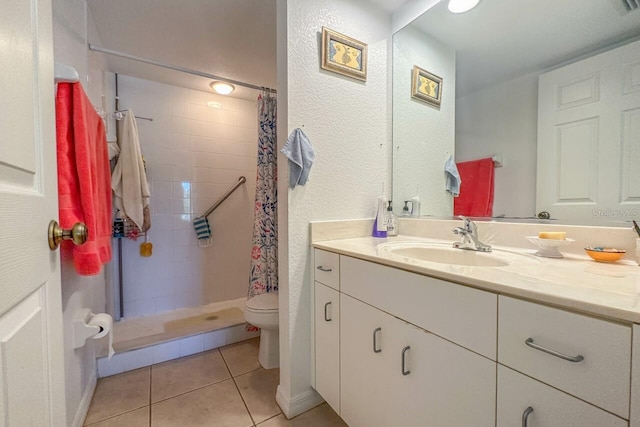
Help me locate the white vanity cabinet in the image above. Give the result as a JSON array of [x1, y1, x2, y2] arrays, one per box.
[[497, 365, 627, 427], [340, 293, 496, 427], [313, 249, 341, 413], [312, 248, 638, 426], [498, 296, 631, 419], [314, 281, 340, 414]]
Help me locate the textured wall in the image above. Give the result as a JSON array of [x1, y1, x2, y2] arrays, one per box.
[[117, 75, 257, 317], [392, 25, 456, 216], [51, 1, 109, 425], [280, 0, 392, 407], [456, 72, 539, 218]]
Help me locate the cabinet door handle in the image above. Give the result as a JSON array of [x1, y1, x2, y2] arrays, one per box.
[[522, 407, 533, 427], [373, 327, 382, 353], [317, 266, 333, 272], [324, 302, 332, 322], [401, 346, 411, 375], [525, 338, 584, 362]]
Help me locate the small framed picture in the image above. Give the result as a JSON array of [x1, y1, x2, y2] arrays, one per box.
[[411, 65, 443, 107], [321, 27, 367, 82]]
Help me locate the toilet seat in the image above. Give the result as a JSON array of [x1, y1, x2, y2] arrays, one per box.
[[246, 292, 278, 313]]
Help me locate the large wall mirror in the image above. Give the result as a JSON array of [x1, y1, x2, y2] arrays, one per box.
[[393, 0, 640, 226]]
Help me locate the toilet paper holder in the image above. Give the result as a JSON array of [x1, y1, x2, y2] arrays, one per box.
[[73, 309, 104, 350]]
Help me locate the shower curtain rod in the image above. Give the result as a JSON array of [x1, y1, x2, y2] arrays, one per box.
[[88, 44, 277, 94]]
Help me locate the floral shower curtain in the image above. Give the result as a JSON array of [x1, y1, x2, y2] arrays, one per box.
[[248, 92, 278, 298]]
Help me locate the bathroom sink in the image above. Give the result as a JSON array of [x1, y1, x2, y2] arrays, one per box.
[[378, 242, 535, 267]]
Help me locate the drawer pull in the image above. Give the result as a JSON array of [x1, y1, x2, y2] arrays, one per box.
[[525, 338, 584, 362], [324, 302, 332, 322], [401, 346, 411, 376], [522, 407, 533, 427], [317, 266, 333, 272], [373, 327, 382, 353]]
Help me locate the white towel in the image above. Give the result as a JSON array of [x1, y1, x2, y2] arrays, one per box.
[[444, 155, 462, 197], [111, 110, 150, 231]]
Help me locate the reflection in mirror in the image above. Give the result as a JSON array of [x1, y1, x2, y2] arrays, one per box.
[[393, 0, 640, 226]]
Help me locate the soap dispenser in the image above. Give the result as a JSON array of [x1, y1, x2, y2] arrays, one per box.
[[386, 201, 398, 236], [401, 201, 412, 217], [372, 193, 388, 238], [411, 186, 420, 217]]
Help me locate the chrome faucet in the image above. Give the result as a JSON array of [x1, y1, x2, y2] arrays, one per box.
[[452, 217, 492, 252]]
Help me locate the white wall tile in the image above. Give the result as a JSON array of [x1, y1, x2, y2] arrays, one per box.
[[173, 165, 192, 182], [203, 330, 227, 351], [212, 123, 237, 141], [189, 89, 207, 105], [172, 117, 190, 135], [190, 104, 209, 122], [97, 354, 125, 378], [153, 340, 181, 364], [179, 335, 205, 357], [118, 75, 257, 322], [122, 347, 154, 371], [172, 101, 190, 119]]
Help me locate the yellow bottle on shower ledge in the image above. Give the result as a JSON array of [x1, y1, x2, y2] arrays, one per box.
[[140, 234, 152, 257]]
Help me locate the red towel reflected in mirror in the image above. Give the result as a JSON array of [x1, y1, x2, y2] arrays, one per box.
[[453, 158, 494, 217]]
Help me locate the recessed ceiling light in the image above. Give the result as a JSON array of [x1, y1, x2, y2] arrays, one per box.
[[209, 81, 235, 95], [448, 0, 480, 13]]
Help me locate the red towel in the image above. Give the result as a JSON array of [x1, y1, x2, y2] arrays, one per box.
[[56, 82, 112, 275], [454, 158, 494, 217]]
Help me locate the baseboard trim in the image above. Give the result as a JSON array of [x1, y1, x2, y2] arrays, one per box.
[[71, 369, 97, 427], [276, 385, 325, 419]]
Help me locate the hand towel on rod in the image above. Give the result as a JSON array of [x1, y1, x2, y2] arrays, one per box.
[[55, 82, 112, 275], [453, 157, 494, 217], [111, 109, 151, 231], [444, 155, 461, 196], [281, 128, 315, 188]]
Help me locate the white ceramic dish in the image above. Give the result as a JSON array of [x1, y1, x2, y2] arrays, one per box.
[[526, 236, 575, 258]]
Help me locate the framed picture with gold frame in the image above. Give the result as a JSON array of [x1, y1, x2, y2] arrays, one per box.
[[321, 27, 367, 82], [411, 65, 443, 107]]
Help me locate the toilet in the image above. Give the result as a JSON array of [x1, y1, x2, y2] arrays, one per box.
[[244, 292, 279, 369]]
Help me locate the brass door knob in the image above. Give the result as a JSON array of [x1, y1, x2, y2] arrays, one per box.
[[48, 220, 88, 250]]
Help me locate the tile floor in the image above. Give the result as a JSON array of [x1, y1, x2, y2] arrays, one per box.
[[84, 338, 347, 427]]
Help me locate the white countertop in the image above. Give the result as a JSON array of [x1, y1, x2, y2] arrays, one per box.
[[313, 235, 640, 324]]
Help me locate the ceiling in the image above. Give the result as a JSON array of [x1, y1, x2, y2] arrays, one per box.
[[87, 0, 277, 100], [409, 0, 640, 96]]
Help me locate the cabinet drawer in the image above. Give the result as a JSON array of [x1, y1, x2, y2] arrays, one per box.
[[498, 296, 631, 418], [314, 249, 340, 290], [340, 255, 497, 359], [497, 365, 627, 427]]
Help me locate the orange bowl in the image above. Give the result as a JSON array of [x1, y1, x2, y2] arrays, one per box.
[[584, 247, 626, 263]]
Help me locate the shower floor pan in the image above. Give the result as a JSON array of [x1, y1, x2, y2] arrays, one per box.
[[97, 297, 252, 357]]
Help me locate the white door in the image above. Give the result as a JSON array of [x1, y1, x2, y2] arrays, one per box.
[[537, 39, 640, 223], [0, 0, 67, 426]]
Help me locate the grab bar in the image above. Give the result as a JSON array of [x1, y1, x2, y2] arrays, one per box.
[[203, 176, 247, 218]]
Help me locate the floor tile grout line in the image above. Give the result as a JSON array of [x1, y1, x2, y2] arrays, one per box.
[[256, 412, 282, 425], [150, 350, 232, 405], [220, 348, 257, 426], [83, 405, 149, 427], [150, 376, 232, 405]]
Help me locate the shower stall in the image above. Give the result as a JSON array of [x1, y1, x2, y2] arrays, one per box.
[[97, 61, 274, 370]]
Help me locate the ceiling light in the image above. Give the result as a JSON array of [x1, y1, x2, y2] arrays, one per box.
[[448, 0, 480, 13], [206, 101, 222, 109], [210, 81, 235, 95]]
